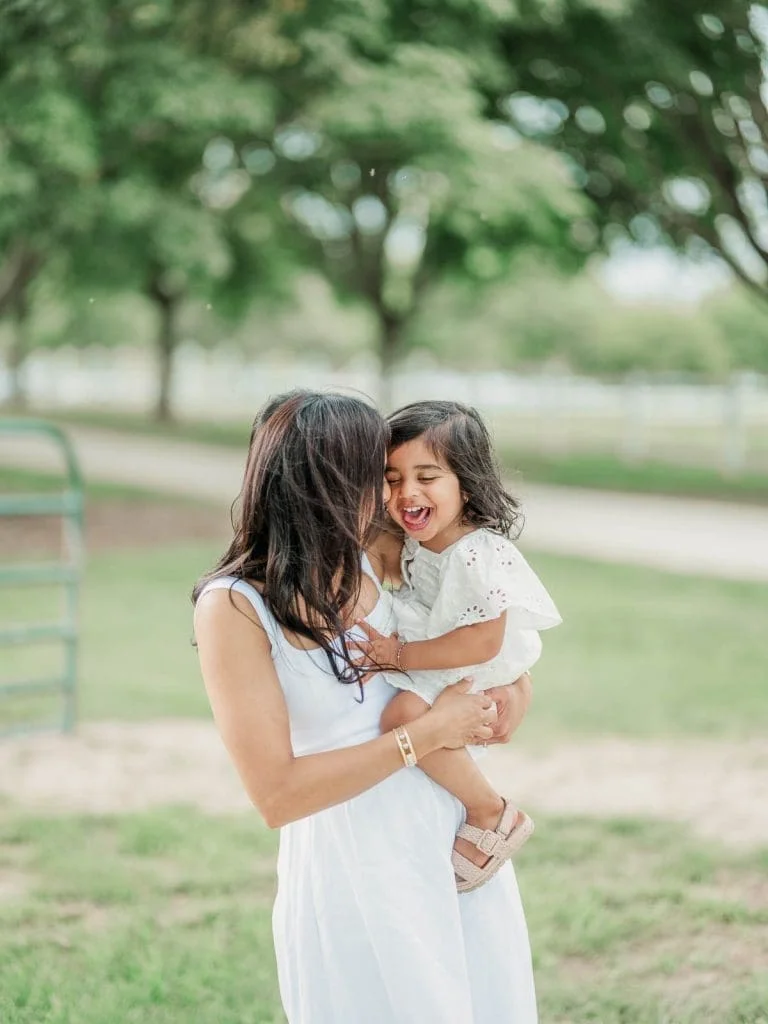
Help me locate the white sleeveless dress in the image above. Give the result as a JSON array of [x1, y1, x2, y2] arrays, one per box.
[[201, 562, 538, 1024]]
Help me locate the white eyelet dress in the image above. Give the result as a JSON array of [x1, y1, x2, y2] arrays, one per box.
[[390, 531, 562, 705], [200, 557, 538, 1024]]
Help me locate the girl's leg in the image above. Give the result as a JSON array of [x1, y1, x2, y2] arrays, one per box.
[[381, 691, 514, 868]]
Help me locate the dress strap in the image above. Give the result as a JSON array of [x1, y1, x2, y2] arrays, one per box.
[[198, 576, 280, 655], [361, 551, 383, 593]]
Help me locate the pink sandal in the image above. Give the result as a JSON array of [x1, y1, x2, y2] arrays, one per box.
[[452, 802, 535, 894]]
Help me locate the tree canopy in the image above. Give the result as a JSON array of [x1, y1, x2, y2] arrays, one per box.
[[2, 0, 768, 417], [499, 2, 768, 300], [217, 0, 588, 403]]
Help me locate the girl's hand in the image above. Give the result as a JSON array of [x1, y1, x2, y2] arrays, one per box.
[[427, 679, 496, 749], [348, 620, 401, 677]]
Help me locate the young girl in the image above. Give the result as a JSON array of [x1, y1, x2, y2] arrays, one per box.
[[357, 400, 561, 893]]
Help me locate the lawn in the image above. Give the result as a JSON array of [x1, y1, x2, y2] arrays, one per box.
[[1, 532, 767, 1023], [1, 807, 766, 1024]]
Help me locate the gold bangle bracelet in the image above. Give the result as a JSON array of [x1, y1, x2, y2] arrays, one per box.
[[395, 640, 408, 672], [393, 725, 417, 767]]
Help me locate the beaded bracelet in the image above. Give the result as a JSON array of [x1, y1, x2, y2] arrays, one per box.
[[393, 725, 417, 767]]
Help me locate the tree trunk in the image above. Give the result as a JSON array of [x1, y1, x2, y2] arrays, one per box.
[[6, 281, 31, 408], [155, 296, 176, 423], [0, 243, 43, 408], [0, 243, 42, 317], [147, 274, 183, 423], [377, 310, 402, 414]]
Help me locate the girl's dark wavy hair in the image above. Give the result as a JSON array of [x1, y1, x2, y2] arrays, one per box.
[[193, 390, 389, 687], [386, 400, 523, 538]]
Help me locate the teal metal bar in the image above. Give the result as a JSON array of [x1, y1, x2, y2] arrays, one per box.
[[0, 492, 82, 517], [0, 418, 84, 736], [0, 622, 77, 645], [0, 677, 67, 697], [0, 563, 79, 586]]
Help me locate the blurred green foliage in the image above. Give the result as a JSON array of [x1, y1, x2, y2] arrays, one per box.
[[1, 0, 768, 417], [411, 265, 768, 377], [501, 1, 768, 297]]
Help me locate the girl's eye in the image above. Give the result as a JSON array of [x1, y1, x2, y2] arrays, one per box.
[[419, 476, 438, 483]]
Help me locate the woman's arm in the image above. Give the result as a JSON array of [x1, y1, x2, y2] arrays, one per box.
[[484, 672, 532, 745], [194, 589, 494, 828]]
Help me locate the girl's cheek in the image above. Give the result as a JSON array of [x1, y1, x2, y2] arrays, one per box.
[[382, 480, 392, 504]]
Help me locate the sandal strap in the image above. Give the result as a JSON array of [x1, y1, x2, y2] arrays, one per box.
[[452, 849, 485, 886], [452, 808, 535, 894], [456, 803, 520, 856], [456, 823, 504, 856]]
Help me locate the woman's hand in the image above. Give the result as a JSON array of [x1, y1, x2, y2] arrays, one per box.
[[348, 620, 401, 676], [482, 672, 532, 745], [426, 679, 497, 749]]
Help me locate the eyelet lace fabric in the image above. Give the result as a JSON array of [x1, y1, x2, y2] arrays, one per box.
[[392, 529, 562, 703]]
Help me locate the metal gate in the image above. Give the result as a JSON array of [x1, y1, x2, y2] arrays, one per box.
[[0, 419, 84, 735]]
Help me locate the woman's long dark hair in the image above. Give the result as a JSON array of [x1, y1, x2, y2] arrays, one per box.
[[193, 391, 389, 684], [387, 400, 523, 538]]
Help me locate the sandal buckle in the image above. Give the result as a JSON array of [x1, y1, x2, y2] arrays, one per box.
[[477, 830, 501, 856]]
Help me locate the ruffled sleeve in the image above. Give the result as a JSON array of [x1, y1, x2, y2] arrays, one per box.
[[426, 530, 562, 638]]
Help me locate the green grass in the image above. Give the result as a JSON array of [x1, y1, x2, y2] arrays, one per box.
[[2, 543, 767, 734], [0, 807, 282, 1024], [528, 552, 768, 741], [12, 407, 768, 504], [508, 450, 768, 506], [77, 544, 215, 720], [0, 465, 214, 504], [0, 543, 217, 724], [0, 807, 765, 1023]]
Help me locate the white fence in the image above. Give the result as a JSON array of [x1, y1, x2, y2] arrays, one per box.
[[3, 344, 768, 474]]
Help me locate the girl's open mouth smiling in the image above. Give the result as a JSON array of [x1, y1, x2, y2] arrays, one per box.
[[400, 506, 433, 530]]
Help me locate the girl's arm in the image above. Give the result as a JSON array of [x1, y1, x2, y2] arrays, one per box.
[[352, 614, 507, 673], [194, 589, 494, 828]]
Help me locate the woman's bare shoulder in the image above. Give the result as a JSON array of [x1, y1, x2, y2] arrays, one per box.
[[194, 581, 269, 641]]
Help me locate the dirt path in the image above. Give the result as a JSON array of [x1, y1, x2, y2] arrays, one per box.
[[1, 721, 765, 848], [3, 424, 768, 580], [0, 497, 229, 558]]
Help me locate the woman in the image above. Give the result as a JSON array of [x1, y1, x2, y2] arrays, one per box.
[[193, 391, 537, 1023]]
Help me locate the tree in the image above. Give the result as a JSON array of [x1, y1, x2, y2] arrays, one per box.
[[497, 1, 768, 315], [215, 0, 589, 404], [706, 284, 768, 373], [0, 0, 101, 404], [408, 262, 739, 378], [1, 0, 279, 419], [68, 4, 278, 420]]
